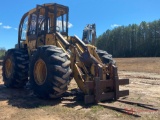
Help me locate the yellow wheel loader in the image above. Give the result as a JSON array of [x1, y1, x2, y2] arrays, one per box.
[[2, 3, 129, 104]]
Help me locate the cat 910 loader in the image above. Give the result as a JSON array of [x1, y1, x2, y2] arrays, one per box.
[[2, 3, 129, 104]]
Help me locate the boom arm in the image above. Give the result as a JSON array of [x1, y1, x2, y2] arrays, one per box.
[[55, 32, 129, 104]]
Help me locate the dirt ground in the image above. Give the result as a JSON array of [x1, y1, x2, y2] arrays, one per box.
[[0, 58, 160, 120]]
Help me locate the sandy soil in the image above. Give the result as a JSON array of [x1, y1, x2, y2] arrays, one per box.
[[0, 58, 160, 120]]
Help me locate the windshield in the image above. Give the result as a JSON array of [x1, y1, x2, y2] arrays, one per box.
[[56, 14, 67, 33]]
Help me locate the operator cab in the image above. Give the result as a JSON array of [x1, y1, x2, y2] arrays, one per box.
[[18, 3, 69, 48]]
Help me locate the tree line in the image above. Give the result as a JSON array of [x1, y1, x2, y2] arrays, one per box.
[[96, 19, 160, 57], [0, 47, 6, 60]]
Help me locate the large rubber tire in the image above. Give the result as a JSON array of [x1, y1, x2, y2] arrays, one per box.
[[96, 49, 115, 64], [29, 45, 72, 99], [2, 49, 29, 88]]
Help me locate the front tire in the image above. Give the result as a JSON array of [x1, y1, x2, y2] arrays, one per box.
[[29, 45, 72, 99]]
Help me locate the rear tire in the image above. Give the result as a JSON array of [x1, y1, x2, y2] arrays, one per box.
[[2, 49, 29, 88], [29, 45, 72, 98], [96, 49, 115, 64]]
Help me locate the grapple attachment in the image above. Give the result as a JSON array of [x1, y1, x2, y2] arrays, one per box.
[[84, 64, 129, 104]]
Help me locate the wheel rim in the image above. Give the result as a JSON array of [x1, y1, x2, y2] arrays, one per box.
[[5, 59, 13, 78], [34, 59, 47, 85]]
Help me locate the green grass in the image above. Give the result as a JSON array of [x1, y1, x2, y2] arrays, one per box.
[[38, 105, 99, 120], [90, 105, 104, 113]]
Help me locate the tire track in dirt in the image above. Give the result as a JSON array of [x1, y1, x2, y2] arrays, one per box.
[[119, 71, 160, 85]]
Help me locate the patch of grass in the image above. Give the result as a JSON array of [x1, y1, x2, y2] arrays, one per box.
[[39, 105, 98, 120], [114, 111, 123, 117], [136, 96, 141, 100], [90, 105, 104, 113]]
